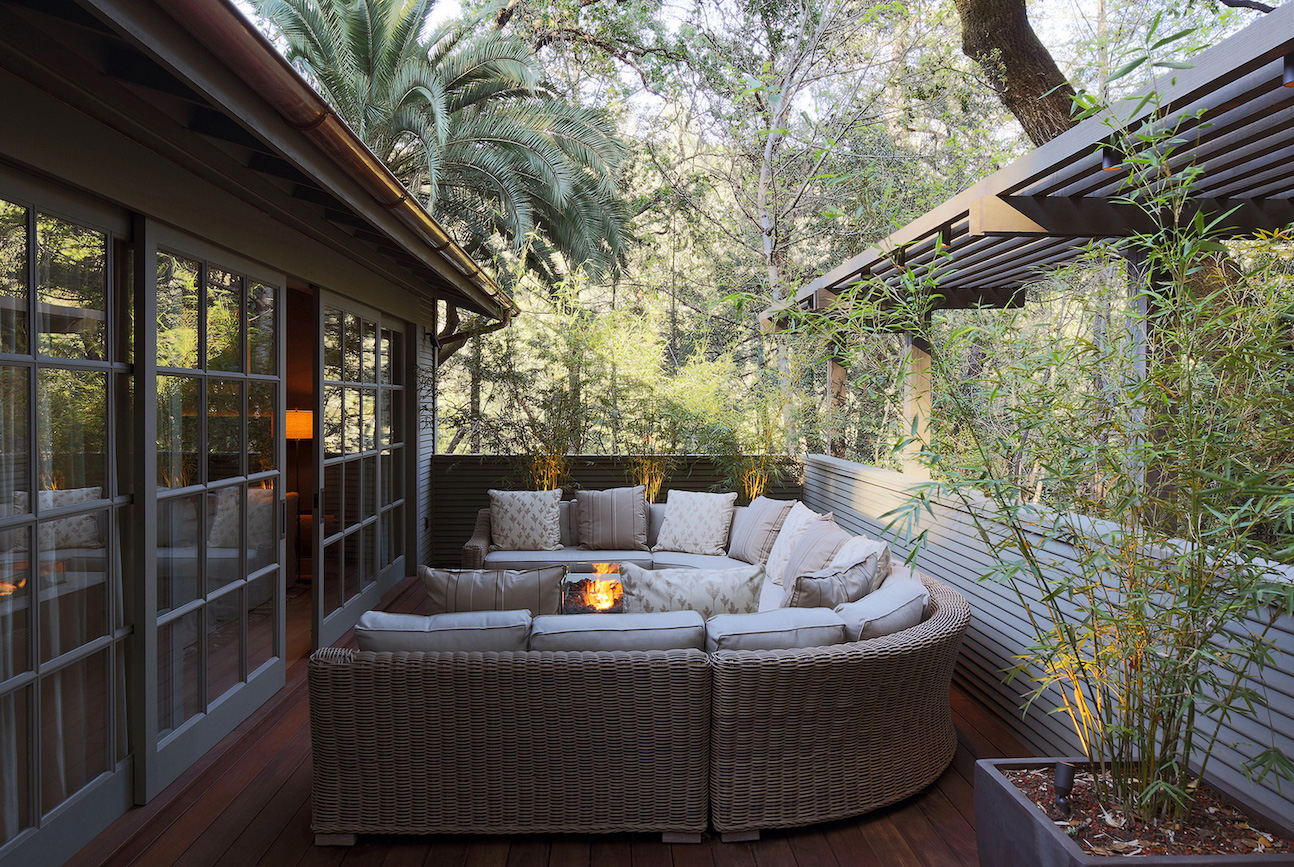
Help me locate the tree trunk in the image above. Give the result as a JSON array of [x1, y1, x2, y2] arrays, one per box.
[[952, 0, 1076, 146]]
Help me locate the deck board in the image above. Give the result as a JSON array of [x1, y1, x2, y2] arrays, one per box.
[[71, 576, 1034, 867]]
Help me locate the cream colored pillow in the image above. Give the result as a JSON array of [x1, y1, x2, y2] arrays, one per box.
[[488, 489, 562, 551], [620, 562, 763, 619], [651, 490, 738, 556], [764, 502, 830, 585], [11, 487, 104, 552]]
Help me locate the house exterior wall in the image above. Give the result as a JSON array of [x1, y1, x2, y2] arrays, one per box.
[[802, 454, 1294, 830]]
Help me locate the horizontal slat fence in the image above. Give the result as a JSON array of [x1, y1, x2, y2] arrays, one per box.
[[427, 455, 803, 567], [801, 453, 1294, 830]]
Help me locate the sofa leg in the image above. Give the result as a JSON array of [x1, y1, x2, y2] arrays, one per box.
[[661, 832, 703, 844], [721, 830, 760, 843], [315, 833, 357, 846]]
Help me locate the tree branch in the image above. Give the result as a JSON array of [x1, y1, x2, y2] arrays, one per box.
[[1216, 0, 1274, 12]]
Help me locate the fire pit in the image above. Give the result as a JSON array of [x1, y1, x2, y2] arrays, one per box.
[[562, 563, 624, 614]]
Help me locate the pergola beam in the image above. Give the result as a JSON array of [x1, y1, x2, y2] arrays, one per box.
[[970, 195, 1294, 238]]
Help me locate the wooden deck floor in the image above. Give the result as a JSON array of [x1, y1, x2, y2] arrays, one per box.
[[67, 577, 1030, 867]]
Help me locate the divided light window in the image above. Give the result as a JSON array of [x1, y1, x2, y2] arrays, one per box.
[[154, 249, 279, 741], [0, 197, 131, 847]]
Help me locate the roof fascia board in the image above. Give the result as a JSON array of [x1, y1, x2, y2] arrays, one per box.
[[969, 195, 1294, 238]]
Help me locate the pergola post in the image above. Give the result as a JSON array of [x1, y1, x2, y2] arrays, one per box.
[[902, 332, 932, 477], [827, 346, 848, 458]]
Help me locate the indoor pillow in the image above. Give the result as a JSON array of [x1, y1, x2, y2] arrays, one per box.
[[529, 611, 704, 651], [207, 487, 276, 551], [705, 608, 846, 652], [781, 536, 891, 608], [764, 502, 830, 585], [355, 609, 531, 652], [726, 496, 794, 565], [488, 489, 562, 551], [11, 487, 104, 552], [576, 485, 648, 551], [419, 564, 564, 616], [834, 577, 929, 641], [779, 518, 851, 585], [619, 561, 763, 619], [651, 489, 738, 556]]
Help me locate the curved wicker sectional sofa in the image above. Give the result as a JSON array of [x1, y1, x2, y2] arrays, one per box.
[[308, 578, 971, 845]]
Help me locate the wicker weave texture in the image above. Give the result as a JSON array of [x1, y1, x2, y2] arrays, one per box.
[[310, 647, 712, 836], [462, 508, 491, 569], [708, 578, 971, 833]]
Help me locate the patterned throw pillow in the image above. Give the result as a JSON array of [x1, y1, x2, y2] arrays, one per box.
[[764, 502, 831, 585], [419, 564, 564, 616], [488, 489, 563, 551], [620, 562, 764, 619], [726, 496, 794, 564], [651, 490, 738, 556], [11, 487, 104, 552], [207, 487, 276, 551], [576, 485, 649, 551]]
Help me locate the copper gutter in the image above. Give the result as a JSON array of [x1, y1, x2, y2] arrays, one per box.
[[150, 0, 516, 319]]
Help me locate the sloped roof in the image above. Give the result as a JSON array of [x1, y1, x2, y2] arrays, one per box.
[[762, 3, 1294, 330]]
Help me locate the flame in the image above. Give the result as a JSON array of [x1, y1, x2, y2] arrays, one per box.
[[0, 577, 27, 597], [592, 562, 620, 575], [585, 578, 622, 610]]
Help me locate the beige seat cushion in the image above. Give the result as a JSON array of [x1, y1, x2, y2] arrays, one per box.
[[620, 562, 763, 619], [419, 565, 564, 616], [651, 490, 738, 556], [489, 489, 562, 551], [529, 611, 704, 651], [705, 608, 846, 652], [576, 485, 649, 551], [834, 577, 929, 641], [355, 610, 531, 652]]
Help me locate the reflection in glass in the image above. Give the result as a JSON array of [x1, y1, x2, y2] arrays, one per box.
[[41, 649, 108, 816], [322, 539, 342, 617], [343, 313, 360, 383], [207, 380, 242, 482], [380, 449, 392, 507], [247, 282, 275, 376], [0, 537, 31, 677], [390, 329, 404, 385], [156, 252, 200, 369], [378, 391, 391, 447], [247, 381, 275, 474], [323, 464, 342, 538], [343, 534, 361, 602], [157, 375, 199, 488], [322, 387, 342, 458], [38, 367, 107, 491], [389, 389, 404, 445], [362, 319, 377, 384], [157, 493, 202, 615], [39, 516, 109, 662], [157, 611, 200, 737], [246, 574, 274, 676], [343, 388, 360, 454], [379, 328, 391, 384], [36, 214, 106, 361], [0, 687, 31, 843], [390, 446, 404, 502], [323, 308, 342, 382], [361, 456, 376, 520], [390, 504, 404, 564], [0, 199, 28, 354], [206, 268, 242, 372], [0, 367, 30, 509], [362, 523, 376, 587], [246, 483, 277, 576], [343, 461, 359, 529], [206, 587, 241, 706], [360, 389, 375, 452]]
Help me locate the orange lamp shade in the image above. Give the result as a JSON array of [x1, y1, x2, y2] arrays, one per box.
[[285, 409, 314, 440]]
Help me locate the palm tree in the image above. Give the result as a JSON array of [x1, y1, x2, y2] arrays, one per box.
[[252, 0, 630, 286]]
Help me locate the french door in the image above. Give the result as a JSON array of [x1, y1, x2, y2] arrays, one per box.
[[312, 293, 408, 648]]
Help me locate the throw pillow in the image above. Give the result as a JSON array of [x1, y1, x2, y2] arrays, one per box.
[[207, 487, 277, 551], [355, 609, 531, 652], [781, 536, 891, 609], [834, 577, 930, 641], [576, 485, 648, 551], [11, 487, 104, 552], [558, 501, 579, 547], [529, 611, 705, 651], [651, 490, 738, 556], [419, 564, 564, 616], [764, 502, 830, 585], [726, 496, 793, 564], [619, 562, 763, 619], [779, 519, 852, 585], [488, 489, 562, 551], [705, 608, 846, 651]]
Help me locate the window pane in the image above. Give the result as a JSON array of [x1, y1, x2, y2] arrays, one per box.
[[207, 380, 242, 483], [247, 482, 277, 576], [156, 253, 200, 369], [378, 390, 391, 447], [207, 485, 242, 594], [247, 282, 275, 376], [322, 387, 342, 459], [0, 533, 31, 678], [343, 462, 359, 529], [343, 388, 360, 454], [157, 493, 201, 615], [36, 214, 106, 361], [157, 375, 199, 489], [0, 366, 30, 508], [206, 590, 241, 706], [390, 329, 403, 385], [206, 268, 242, 372], [343, 313, 360, 382], [342, 534, 360, 602], [245, 573, 274, 676], [323, 308, 342, 382], [41, 649, 109, 817], [390, 446, 404, 503], [390, 504, 403, 563], [360, 389, 375, 452], [361, 522, 376, 587], [157, 611, 199, 738], [38, 517, 109, 662], [361, 456, 375, 521], [0, 199, 28, 354], [322, 539, 342, 617], [389, 388, 404, 445], [38, 367, 106, 492], [323, 464, 341, 539], [362, 319, 376, 384], [0, 686, 31, 844], [247, 381, 275, 475], [379, 328, 391, 384], [380, 449, 392, 507]]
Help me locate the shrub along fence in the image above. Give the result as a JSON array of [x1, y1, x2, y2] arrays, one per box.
[[426, 454, 804, 566]]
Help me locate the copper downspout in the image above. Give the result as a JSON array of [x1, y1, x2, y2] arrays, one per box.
[[150, 0, 516, 318]]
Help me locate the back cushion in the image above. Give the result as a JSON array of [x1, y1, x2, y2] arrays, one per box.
[[705, 608, 846, 652], [781, 538, 890, 609], [764, 502, 828, 585], [419, 565, 564, 616], [646, 503, 667, 547], [576, 485, 649, 551], [651, 490, 738, 556], [620, 562, 764, 619], [727, 497, 794, 565], [834, 578, 929, 641], [558, 501, 579, 547], [488, 488, 562, 551], [780, 519, 852, 585], [529, 611, 704, 651], [355, 610, 531, 652]]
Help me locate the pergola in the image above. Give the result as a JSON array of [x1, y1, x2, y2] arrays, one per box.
[[761, 2, 1294, 468]]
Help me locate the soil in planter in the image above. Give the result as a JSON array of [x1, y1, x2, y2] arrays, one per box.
[[1008, 768, 1294, 857]]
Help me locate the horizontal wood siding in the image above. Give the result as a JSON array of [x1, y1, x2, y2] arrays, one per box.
[[427, 456, 803, 567], [802, 454, 1294, 828]]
